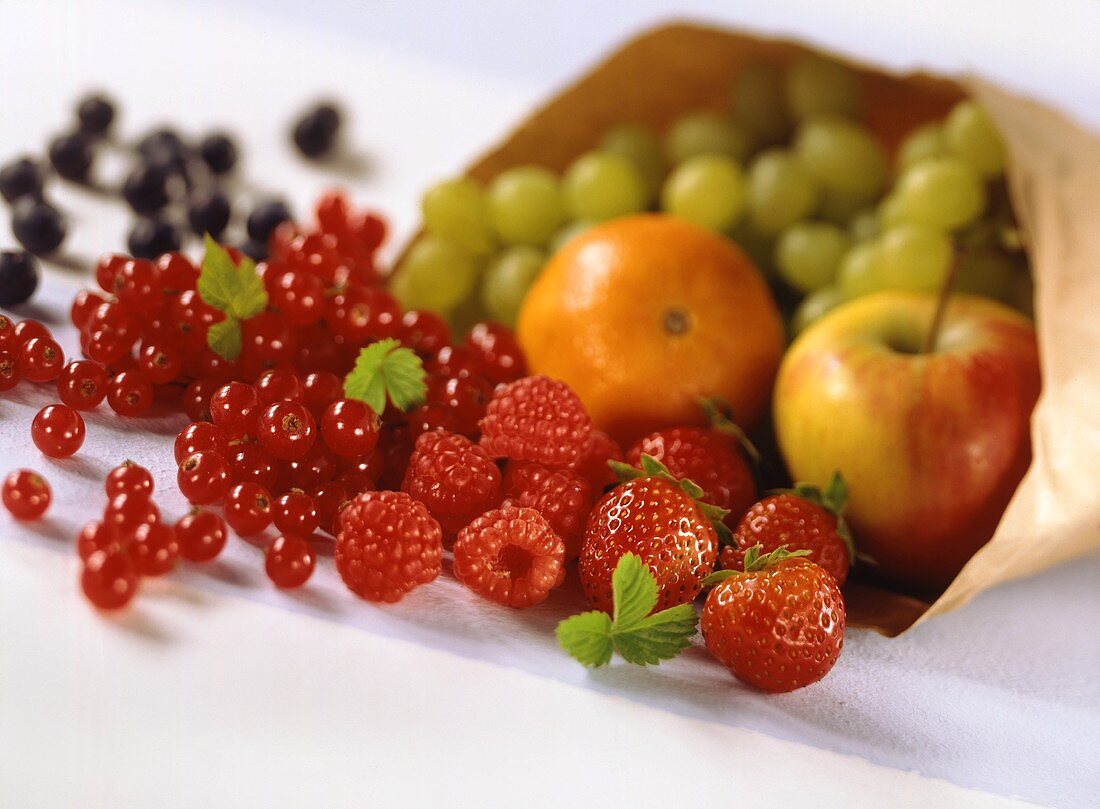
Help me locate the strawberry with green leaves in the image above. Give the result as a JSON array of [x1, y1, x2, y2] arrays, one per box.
[[701, 546, 845, 693], [558, 553, 699, 667], [723, 472, 854, 585], [578, 454, 723, 615]]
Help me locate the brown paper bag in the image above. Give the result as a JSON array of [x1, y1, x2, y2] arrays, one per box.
[[426, 22, 1100, 634]]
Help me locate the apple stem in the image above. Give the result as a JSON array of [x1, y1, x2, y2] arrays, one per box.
[[922, 251, 962, 354]]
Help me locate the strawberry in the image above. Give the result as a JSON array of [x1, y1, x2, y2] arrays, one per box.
[[725, 472, 853, 585], [701, 546, 845, 693], [578, 455, 723, 614]]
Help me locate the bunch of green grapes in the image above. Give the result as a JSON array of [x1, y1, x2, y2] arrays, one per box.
[[396, 51, 1028, 336]]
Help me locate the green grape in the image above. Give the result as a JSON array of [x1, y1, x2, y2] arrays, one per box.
[[775, 221, 851, 293], [837, 240, 884, 299], [549, 220, 594, 254], [601, 124, 665, 201], [665, 113, 753, 165], [660, 154, 746, 232], [786, 54, 860, 121], [794, 116, 887, 201], [849, 208, 880, 242], [486, 166, 565, 246], [895, 156, 986, 231], [563, 151, 647, 222], [422, 177, 496, 255], [954, 248, 1015, 301], [876, 194, 908, 229], [816, 188, 868, 225], [944, 100, 1005, 178], [392, 235, 479, 313], [731, 62, 790, 143], [876, 223, 953, 293], [792, 286, 846, 335], [481, 245, 546, 327], [745, 150, 819, 236], [897, 123, 947, 173]]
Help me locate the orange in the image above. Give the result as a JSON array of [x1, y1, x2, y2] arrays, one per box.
[[517, 214, 786, 444]]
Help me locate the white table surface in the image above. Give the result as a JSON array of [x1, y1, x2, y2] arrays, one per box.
[[0, 1, 1098, 807]]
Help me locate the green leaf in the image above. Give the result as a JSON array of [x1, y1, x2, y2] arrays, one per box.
[[610, 454, 731, 546], [344, 338, 427, 414], [611, 553, 658, 629], [197, 235, 269, 320], [556, 554, 698, 669], [556, 611, 614, 667], [699, 396, 764, 467], [207, 316, 241, 360]]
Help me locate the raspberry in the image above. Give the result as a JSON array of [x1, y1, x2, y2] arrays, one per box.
[[453, 506, 564, 608], [401, 431, 502, 537], [335, 490, 443, 603], [478, 375, 592, 469], [627, 427, 756, 525], [502, 462, 593, 561]]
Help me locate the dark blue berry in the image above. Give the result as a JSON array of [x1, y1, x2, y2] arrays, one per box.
[[136, 129, 191, 177], [0, 251, 39, 306], [11, 199, 66, 254], [199, 133, 238, 175], [122, 164, 170, 214], [0, 157, 45, 203], [48, 132, 94, 183], [292, 103, 341, 158], [246, 199, 292, 243], [128, 217, 181, 259], [188, 189, 231, 238], [77, 93, 116, 136]]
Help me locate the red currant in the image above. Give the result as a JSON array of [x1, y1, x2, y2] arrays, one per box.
[[182, 377, 220, 421], [292, 325, 345, 376], [116, 258, 163, 312], [155, 252, 198, 292], [465, 322, 527, 384], [77, 520, 120, 561], [85, 329, 129, 365], [86, 302, 139, 347], [224, 482, 273, 536], [254, 368, 303, 405], [320, 398, 380, 459], [269, 269, 324, 326], [334, 469, 373, 497], [327, 285, 400, 343], [107, 371, 154, 416], [81, 549, 139, 610], [264, 535, 315, 588], [19, 336, 65, 383], [407, 401, 459, 439], [71, 289, 107, 330], [170, 289, 222, 347], [105, 461, 154, 498], [177, 451, 232, 504], [137, 342, 181, 385], [175, 509, 228, 562], [400, 310, 450, 356], [301, 371, 343, 418], [0, 350, 21, 391], [209, 381, 260, 439], [282, 442, 338, 491], [57, 360, 108, 410], [311, 480, 348, 535], [426, 373, 492, 436], [257, 401, 316, 460], [12, 318, 49, 348], [227, 441, 280, 490], [2, 469, 51, 519], [95, 254, 129, 293], [0, 314, 12, 351], [174, 421, 229, 464], [239, 311, 295, 377], [425, 344, 485, 380], [128, 520, 180, 576], [31, 404, 85, 458], [273, 489, 319, 536], [103, 490, 160, 537]]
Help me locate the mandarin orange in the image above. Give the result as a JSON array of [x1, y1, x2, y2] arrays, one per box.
[[516, 214, 785, 444]]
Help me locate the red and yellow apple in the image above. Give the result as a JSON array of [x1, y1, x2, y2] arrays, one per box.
[[774, 292, 1041, 590]]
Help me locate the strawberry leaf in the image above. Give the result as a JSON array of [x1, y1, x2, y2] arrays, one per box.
[[206, 316, 241, 361], [699, 396, 763, 467], [344, 338, 427, 414], [701, 544, 812, 586], [556, 553, 698, 668], [771, 472, 857, 562], [197, 234, 269, 320], [228, 256, 266, 319]]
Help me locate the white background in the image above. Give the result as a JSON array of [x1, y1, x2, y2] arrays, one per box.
[[0, 1, 1098, 807]]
